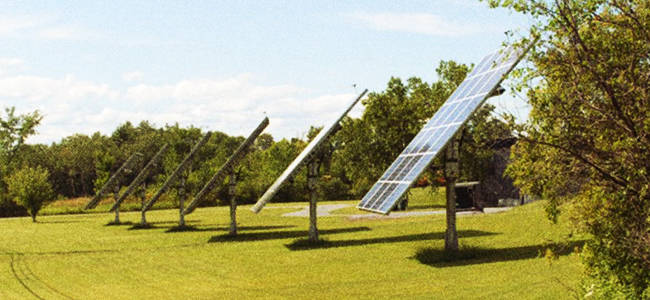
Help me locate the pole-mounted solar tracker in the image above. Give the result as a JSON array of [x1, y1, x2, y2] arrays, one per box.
[[84, 152, 142, 210], [357, 43, 534, 215], [109, 144, 169, 213], [184, 117, 269, 216], [141, 132, 212, 217], [252, 90, 367, 241], [251, 89, 367, 214]]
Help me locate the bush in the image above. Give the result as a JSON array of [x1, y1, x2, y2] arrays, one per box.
[[7, 166, 54, 222], [317, 176, 352, 201]]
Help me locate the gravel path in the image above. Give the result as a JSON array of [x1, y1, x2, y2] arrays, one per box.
[[282, 204, 351, 217]]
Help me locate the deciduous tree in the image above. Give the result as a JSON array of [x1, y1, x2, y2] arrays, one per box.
[[489, 0, 650, 297]]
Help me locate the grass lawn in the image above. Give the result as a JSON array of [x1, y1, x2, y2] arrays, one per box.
[[0, 193, 585, 299]]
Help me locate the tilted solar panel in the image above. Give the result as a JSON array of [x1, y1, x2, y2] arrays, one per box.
[[183, 117, 269, 215], [251, 89, 368, 213], [357, 43, 533, 214]]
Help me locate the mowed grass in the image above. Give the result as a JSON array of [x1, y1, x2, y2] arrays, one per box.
[[0, 194, 585, 299]]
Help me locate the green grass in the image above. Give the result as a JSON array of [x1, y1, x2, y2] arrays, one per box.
[[0, 194, 585, 299]]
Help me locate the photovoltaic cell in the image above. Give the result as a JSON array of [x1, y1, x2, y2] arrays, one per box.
[[251, 89, 368, 213], [357, 43, 533, 214]]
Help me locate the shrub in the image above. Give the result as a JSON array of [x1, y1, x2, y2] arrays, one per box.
[[7, 166, 54, 222]]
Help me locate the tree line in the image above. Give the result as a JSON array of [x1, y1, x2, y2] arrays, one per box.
[[0, 61, 510, 221]]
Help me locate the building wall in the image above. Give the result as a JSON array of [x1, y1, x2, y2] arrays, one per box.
[[474, 143, 521, 209]]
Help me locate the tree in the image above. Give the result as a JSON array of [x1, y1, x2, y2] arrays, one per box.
[[0, 107, 42, 203], [7, 166, 54, 222], [488, 0, 650, 297]]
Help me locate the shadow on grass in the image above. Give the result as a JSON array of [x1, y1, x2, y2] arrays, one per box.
[[413, 240, 587, 268], [125, 220, 204, 230], [165, 225, 298, 233], [407, 204, 446, 210], [208, 227, 372, 243], [128, 223, 157, 230], [105, 221, 134, 226], [285, 229, 498, 251], [36, 220, 83, 224]]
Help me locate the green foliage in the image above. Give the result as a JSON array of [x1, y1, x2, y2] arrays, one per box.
[[316, 176, 352, 201], [493, 0, 650, 297], [0, 107, 42, 160], [0, 107, 42, 203], [6, 166, 54, 222]]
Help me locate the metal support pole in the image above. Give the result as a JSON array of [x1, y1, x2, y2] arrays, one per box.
[[113, 180, 120, 224], [140, 181, 147, 225], [307, 160, 319, 242], [228, 169, 238, 236], [444, 139, 459, 251], [178, 176, 186, 227]]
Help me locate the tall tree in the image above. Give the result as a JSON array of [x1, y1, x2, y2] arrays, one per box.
[[0, 107, 42, 203], [489, 0, 650, 297]]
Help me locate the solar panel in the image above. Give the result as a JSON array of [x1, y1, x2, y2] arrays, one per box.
[[84, 152, 142, 210], [251, 89, 368, 213], [142, 132, 212, 212], [109, 144, 169, 212], [183, 117, 269, 215], [357, 43, 533, 214]]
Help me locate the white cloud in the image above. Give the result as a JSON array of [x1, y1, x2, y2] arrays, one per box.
[[350, 12, 482, 37], [125, 74, 308, 112], [0, 16, 42, 36], [0, 58, 24, 66], [33, 24, 86, 40], [124, 84, 174, 102], [0, 74, 119, 101], [0, 15, 90, 40], [122, 71, 143, 82], [2, 72, 364, 145]]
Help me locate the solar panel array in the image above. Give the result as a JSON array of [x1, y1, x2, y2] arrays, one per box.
[[183, 117, 269, 215], [109, 144, 169, 212], [357, 44, 531, 215], [84, 152, 142, 210], [251, 89, 368, 213]]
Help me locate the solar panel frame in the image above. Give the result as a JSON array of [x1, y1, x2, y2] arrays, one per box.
[[183, 117, 269, 215], [357, 43, 533, 215], [84, 152, 142, 210], [251, 89, 368, 213]]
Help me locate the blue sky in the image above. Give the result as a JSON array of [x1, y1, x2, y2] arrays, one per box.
[[0, 0, 532, 144]]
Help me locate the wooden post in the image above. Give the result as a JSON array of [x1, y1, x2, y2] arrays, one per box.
[[178, 175, 186, 227], [113, 180, 120, 224], [228, 169, 238, 236], [307, 160, 319, 242], [444, 139, 459, 251], [140, 181, 147, 225]]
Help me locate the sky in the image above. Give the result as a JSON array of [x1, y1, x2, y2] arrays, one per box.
[[0, 0, 533, 144]]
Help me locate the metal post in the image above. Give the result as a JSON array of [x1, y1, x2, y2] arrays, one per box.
[[113, 179, 120, 224], [178, 176, 186, 227], [140, 181, 147, 225], [307, 160, 319, 242], [228, 169, 238, 236], [444, 139, 459, 251]]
